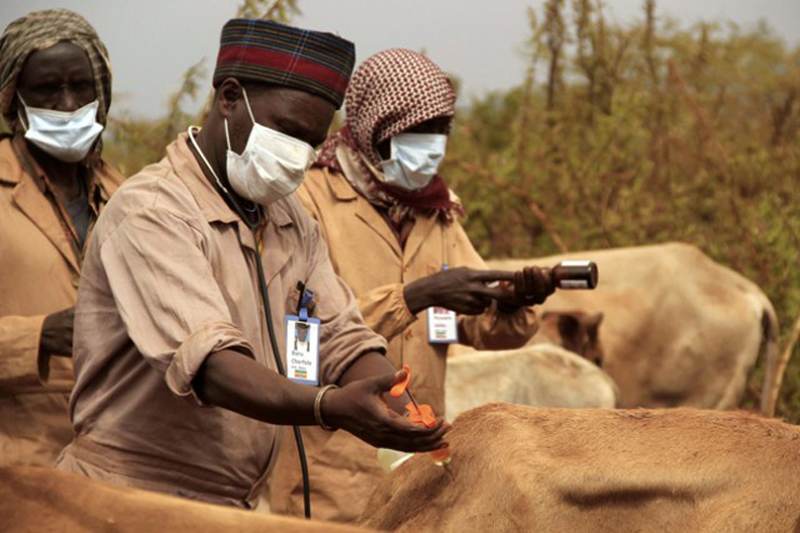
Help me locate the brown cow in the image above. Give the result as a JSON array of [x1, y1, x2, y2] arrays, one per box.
[[487, 242, 783, 414], [361, 404, 800, 532], [0, 467, 368, 533], [534, 310, 604, 365], [448, 310, 604, 362]]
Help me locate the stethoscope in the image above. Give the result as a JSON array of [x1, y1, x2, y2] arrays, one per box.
[[188, 126, 312, 519]]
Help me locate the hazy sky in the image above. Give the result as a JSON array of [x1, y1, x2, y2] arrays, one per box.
[[2, 1, 798, 119]]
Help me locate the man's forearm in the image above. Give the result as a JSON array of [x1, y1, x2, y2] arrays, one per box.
[[194, 348, 412, 426], [403, 279, 434, 315], [193, 349, 318, 426], [195, 348, 446, 450]]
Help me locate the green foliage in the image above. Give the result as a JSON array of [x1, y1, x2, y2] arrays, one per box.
[[444, 0, 800, 421], [237, 0, 300, 20], [103, 59, 207, 176]]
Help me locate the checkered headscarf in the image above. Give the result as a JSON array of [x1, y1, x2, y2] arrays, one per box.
[[315, 49, 460, 225], [0, 9, 112, 133], [345, 48, 455, 165]]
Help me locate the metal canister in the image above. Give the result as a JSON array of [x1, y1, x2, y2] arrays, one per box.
[[551, 260, 599, 289]]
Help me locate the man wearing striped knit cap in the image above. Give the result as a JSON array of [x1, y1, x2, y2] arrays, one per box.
[[56, 19, 447, 510]]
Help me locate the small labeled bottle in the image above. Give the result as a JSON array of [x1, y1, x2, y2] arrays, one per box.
[[551, 260, 598, 290]]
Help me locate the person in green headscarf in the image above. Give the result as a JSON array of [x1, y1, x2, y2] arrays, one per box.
[[0, 8, 124, 468]]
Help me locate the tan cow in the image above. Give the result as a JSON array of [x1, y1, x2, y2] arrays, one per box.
[[0, 467, 368, 533], [448, 310, 604, 362], [487, 242, 783, 414], [445, 344, 619, 421], [361, 404, 800, 532], [534, 310, 605, 365]]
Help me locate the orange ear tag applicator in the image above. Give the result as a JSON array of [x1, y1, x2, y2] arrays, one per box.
[[390, 364, 451, 465]]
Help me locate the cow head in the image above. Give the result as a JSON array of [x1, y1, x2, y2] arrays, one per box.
[[540, 311, 604, 366]]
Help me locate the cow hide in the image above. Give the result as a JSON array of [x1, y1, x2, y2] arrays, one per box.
[[361, 404, 800, 532], [0, 466, 369, 533]]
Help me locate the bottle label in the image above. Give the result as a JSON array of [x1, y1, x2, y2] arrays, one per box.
[[560, 260, 593, 267], [559, 279, 590, 289]]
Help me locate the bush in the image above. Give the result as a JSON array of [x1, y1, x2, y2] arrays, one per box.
[[444, 0, 800, 421]]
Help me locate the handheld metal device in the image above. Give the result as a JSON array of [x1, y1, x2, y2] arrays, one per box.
[[550, 260, 599, 290]]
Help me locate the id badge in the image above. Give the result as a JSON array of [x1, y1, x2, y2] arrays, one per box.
[[427, 306, 459, 344], [285, 315, 321, 385]]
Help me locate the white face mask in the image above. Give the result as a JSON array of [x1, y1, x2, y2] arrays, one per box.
[[379, 132, 447, 191], [225, 87, 317, 206], [18, 95, 104, 163]]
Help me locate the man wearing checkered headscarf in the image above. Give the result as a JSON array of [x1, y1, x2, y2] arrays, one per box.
[[0, 8, 124, 470], [315, 48, 460, 226], [269, 49, 547, 523]]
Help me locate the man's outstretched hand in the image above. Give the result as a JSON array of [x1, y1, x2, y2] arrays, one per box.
[[403, 266, 554, 315], [494, 266, 555, 311], [403, 267, 520, 315], [323, 368, 450, 453]]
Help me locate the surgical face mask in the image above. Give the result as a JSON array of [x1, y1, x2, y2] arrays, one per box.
[[225, 88, 316, 206], [379, 133, 447, 191], [17, 95, 104, 163]]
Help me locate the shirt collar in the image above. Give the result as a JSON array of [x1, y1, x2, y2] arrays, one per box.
[[328, 145, 360, 201], [4, 133, 108, 213], [167, 131, 293, 229]]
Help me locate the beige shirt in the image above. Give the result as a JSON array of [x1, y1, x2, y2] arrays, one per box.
[[56, 134, 386, 508], [268, 161, 539, 522], [0, 134, 123, 467]]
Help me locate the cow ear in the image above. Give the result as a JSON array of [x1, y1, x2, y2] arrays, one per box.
[[557, 314, 580, 340], [586, 312, 604, 331]]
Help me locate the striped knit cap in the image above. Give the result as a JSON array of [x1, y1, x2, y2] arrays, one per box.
[[0, 8, 112, 133], [213, 19, 355, 109]]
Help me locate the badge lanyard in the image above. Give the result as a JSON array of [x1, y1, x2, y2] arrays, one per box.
[[427, 228, 459, 344], [188, 126, 312, 519], [285, 284, 321, 385]]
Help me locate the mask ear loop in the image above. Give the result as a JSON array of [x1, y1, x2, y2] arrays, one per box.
[[224, 118, 233, 153], [15, 92, 29, 132], [241, 86, 257, 125], [224, 85, 256, 153], [188, 125, 230, 196], [217, 85, 260, 216]]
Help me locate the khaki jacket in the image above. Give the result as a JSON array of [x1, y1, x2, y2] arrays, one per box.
[[56, 135, 385, 508], [268, 167, 539, 522], [0, 135, 124, 467]]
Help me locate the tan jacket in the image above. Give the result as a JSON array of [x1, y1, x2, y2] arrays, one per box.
[[0, 135, 123, 467], [56, 134, 386, 509], [268, 166, 538, 522]]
